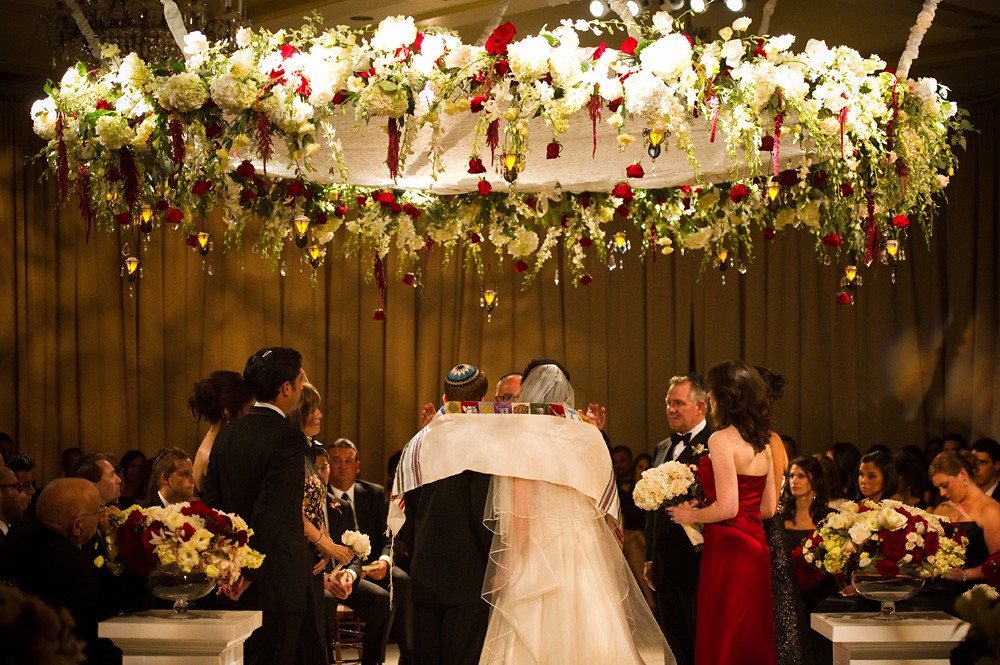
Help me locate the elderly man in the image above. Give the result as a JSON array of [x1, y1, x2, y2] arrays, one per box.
[[0, 466, 31, 545], [0, 479, 121, 663], [71, 453, 123, 507], [644, 373, 712, 665], [494, 372, 521, 402], [142, 448, 197, 507]]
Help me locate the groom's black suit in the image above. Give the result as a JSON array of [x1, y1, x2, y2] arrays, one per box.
[[400, 470, 492, 665], [646, 422, 712, 665], [201, 405, 307, 665]]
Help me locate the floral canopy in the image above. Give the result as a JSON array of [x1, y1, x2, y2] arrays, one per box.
[[30, 10, 967, 301]]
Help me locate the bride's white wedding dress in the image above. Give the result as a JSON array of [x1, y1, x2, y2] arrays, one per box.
[[480, 476, 673, 665]]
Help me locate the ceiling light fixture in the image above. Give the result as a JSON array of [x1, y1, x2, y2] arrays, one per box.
[[689, 0, 707, 13], [589, 0, 607, 18], [725, 0, 746, 11], [626, 0, 641, 17]]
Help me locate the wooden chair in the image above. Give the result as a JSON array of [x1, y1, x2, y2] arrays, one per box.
[[332, 604, 365, 664]]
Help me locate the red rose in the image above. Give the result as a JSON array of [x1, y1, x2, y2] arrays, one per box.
[[809, 170, 829, 188], [485, 21, 516, 56], [192, 180, 212, 196], [285, 180, 304, 198], [880, 530, 907, 560], [729, 183, 750, 203], [468, 157, 486, 174], [621, 37, 638, 56], [839, 182, 854, 197], [205, 123, 223, 140], [514, 260, 528, 273], [607, 97, 623, 113], [185, 234, 199, 247], [493, 60, 510, 76], [280, 43, 297, 59], [402, 273, 417, 286], [759, 135, 774, 152], [377, 191, 395, 206], [580, 194, 592, 209], [616, 204, 630, 218], [236, 160, 255, 178], [116, 211, 131, 225], [892, 214, 910, 228], [837, 292, 852, 305], [579, 237, 592, 247], [295, 75, 311, 97], [332, 90, 349, 105], [355, 195, 368, 208], [335, 205, 348, 218], [315, 212, 328, 224], [468, 95, 488, 113], [403, 203, 421, 219], [821, 233, 842, 247], [413, 32, 424, 52], [753, 38, 766, 58], [96, 99, 112, 111], [579, 274, 594, 286], [389, 201, 402, 213], [469, 232, 481, 243], [477, 179, 492, 196], [546, 141, 561, 159], [155, 200, 170, 211], [923, 531, 940, 555], [239, 188, 255, 203], [874, 558, 900, 578], [779, 169, 800, 188], [626, 163, 644, 179], [611, 182, 634, 202], [592, 42, 607, 61], [763, 227, 776, 240], [269, 66, 285, 82], [373, 309, 386, 321], [165, 208, 183, 224]]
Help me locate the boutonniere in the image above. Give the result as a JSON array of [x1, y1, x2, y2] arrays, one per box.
[[93, 555, 105, 569], [328, 495, 343, 513], [691, 443, 707, 457]]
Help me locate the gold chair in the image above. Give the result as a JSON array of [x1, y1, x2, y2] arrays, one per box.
[[332, 604, 365, 664]]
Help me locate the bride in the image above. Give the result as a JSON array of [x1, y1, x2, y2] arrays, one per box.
[[479, 362, 673, 665]]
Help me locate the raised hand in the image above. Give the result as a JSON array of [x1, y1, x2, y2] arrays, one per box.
[[586, 403, 607, 431], [419, 402, 437, 428]]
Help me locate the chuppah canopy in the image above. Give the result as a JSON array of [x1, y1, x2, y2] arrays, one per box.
[[28, 0, 966, 307]]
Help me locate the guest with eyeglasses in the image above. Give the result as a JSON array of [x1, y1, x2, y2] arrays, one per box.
[[4, 453, 37, 517], [0, 466, 31, 545]]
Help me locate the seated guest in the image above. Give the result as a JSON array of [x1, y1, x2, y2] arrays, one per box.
[[118, 450, 147, 506], [0, 466, 31, 545], [142, 448, 196, 507], [633, 453, 652, 479], [71, 453, 123, 508], [829, 442, 860, 506], [943, 433, 968, 452], [856, 450, 898, 503], [189, 370, 254, 491], [781, 456, 830, 546], [494, 372, 522, 402], [5, 453, 37, 517], [892, 448, 929, 508], [612, 445, 634, 484], [0, 479, 122, 663], [0, 432, 14, 465], [931, 450, 1000, 587], [924, 437, 945, 466], [781, 435, 799, 469], [972, 438, 1000, 499], [59, 447, 84, 478]]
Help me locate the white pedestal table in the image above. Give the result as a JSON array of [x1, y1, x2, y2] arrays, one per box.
[[99, 610, 262, 665], [811, 611, 969, 665]]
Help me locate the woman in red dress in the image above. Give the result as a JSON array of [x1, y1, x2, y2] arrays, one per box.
[[668, 360, 778, 665]]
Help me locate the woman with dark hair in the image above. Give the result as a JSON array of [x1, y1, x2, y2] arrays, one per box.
[[892, 448, 929, 508], [829, 442, 861, 505], [668, 360, 777, 665], [189, 370, 254, 490], [118, 450, 147, 506], [632, 453, 653, 480], [930, 450, 1000, 587], [782, 456, 830, 546], [856, 450, 899, 502]]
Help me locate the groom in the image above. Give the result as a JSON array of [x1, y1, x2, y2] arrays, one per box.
[[644, 373, 712, 665]]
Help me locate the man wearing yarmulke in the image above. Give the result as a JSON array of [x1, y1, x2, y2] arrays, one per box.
[[398, 363, 492, 665]]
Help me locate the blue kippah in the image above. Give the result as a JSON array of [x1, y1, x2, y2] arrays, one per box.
[[446, 364, 480, 387]]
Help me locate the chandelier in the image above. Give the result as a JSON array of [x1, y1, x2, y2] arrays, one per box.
[[40, 0, 246, 65]]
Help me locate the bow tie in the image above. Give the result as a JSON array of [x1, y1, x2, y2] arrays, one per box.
[[671, 432, 691, 446]]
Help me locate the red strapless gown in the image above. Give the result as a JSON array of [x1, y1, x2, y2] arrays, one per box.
[[694, 456, 776, 665]]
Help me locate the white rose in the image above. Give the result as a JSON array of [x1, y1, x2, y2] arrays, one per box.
[[652, 11, 674, 34], [183, 31, 209, 57], [721, 39, 745, 67], [235, 27, 252, 48], [639, 33, 693, 79], [731, 16, 752, 31], [371, 16, 417, 53], [30, 97, 58, 140]]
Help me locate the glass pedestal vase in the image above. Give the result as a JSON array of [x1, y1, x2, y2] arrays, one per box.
[[850, 568, 925, 620], [147, 564, 217, 619]]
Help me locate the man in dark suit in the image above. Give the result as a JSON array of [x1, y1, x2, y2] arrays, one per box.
[[973, 438, 1000, 499], [0, 478, 122, 663], [0, 466, 29, 546], [141, 448, 196, 508], [328, 437, 414, 665], [644, 373, 712, 665], [201, 347, 309, 665], [399, 364, 493, 665]]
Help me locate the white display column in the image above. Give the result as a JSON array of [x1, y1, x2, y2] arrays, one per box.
[[811, 612, 969, 665], [99, 610, 262, 665]]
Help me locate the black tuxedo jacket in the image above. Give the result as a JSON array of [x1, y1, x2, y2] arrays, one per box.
[[138, 494, 168, 508], [645, 423, 713, 586], [326, 490, 363, 580], [0, 519, 122, 663], [349, 480, 391, 563], [201, 405, 308, 613], [400, 470, 492, 605]]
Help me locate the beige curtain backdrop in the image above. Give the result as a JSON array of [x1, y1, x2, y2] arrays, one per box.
[[2, 98, 998, 484]]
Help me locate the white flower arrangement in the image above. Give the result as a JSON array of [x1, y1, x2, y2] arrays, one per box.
[[633, 460, 704, 547]]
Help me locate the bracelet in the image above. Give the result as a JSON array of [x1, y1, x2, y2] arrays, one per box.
[[961, 569, 968, 583]]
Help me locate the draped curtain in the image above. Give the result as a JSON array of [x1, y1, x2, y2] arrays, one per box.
[[2, 97, 997, 483]]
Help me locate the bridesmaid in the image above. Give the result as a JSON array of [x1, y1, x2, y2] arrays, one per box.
[[668, 360, 777, 665], [189, 370, 253, 491]]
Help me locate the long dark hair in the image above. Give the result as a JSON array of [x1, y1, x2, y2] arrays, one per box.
[[781, 456, 828, 526], [857, 450, 899, 501], [830, 442, 861, 500], [705, 360, 772, 453], [189, 370, 253, 424]]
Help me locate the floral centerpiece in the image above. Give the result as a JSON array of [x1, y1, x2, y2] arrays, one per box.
[[632, 460, 703, 547], [799, 499, 966, 580], [105, 501, 264, 584]]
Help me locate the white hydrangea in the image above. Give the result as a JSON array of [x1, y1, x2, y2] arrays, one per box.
[[623, 70, 671, 122], [508, 35, 551, 82], [263, 87, 315, 132], [371, 16, 417, 53], [210, 74, 256, 113], [158, 72, 209, 112], [131, 114, 157, 149], [118, 53, 151, 91], [30, 97, 58, 140], [507, 228, 540, 257], [639, 33, 693, 80], [95, 114, 134, 150]]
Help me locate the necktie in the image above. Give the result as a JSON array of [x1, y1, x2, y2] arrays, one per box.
[[343, 492, 360, 530], [670, 432, 691, 460]]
